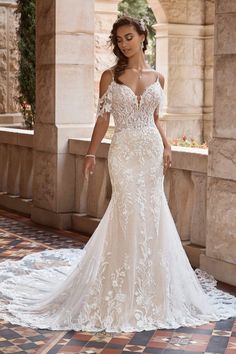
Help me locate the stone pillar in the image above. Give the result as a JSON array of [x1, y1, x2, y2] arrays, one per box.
[[200, 1, 236, 286], [203, 0, 215, 142], [152, 0, 213, 143], [32, 0, 95, 229], [94, 0, 119, 114], [0, 0, 22, 125]]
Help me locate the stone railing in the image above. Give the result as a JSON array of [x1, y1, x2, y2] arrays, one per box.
[[69, 138, 208, 266], [0, 128, 34, 214]]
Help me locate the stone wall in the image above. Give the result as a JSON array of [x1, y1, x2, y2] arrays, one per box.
[[0, 0, 21, 125], [200, 0, 236, 287]]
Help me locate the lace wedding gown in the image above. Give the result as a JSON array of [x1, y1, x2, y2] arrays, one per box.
[[0, 74, 236, 333]]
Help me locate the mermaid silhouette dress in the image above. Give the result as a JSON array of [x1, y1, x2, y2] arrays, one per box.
[[0, 73, 235, 332]]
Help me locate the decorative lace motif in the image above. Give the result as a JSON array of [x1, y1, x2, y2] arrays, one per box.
[[96, 82, 113, 121], [0, 80, 235, 333]]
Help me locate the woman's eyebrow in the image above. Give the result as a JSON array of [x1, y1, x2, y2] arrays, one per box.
[[117, 33, 133, 38]]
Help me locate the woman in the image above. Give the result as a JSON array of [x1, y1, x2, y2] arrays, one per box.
[[0, 16, 235, 333]]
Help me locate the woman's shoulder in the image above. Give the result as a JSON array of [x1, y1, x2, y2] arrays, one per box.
[[101, 67, 115, 82], [99, 67, 114, 97], [154, 70, 165, 90]]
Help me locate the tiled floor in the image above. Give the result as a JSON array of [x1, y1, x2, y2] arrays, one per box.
[[0, 208, 235, 354]]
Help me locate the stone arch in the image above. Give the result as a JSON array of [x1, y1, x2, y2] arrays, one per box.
[[146, 0, 167, 23]]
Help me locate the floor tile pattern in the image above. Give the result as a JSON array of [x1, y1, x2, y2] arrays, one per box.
[[0, 208, 235, 354]]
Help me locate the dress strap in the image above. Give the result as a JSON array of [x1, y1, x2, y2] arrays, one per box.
[[156, 71, 160, 83]]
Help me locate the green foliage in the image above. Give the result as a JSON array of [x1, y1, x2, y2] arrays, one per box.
[[118, 0, 156, 67], [15, 0, 36, 129]]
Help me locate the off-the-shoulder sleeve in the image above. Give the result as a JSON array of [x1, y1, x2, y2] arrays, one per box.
[[154, 87, 165, 118], [96, 82, 113, 121]]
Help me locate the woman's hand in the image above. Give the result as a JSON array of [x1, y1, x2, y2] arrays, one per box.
[[83, 156, 96, 180], [163, 145, 172, 175]]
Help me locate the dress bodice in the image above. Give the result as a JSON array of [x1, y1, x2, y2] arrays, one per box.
[[96, 77, 164, 133]]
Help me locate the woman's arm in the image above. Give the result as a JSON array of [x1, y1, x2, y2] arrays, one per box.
[[83, 70, 112, 178], [154, 73, 172, 175]]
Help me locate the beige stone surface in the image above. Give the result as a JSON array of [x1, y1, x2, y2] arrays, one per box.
[[37, 35, 55, 66], [0, 71, 7, 113], [36, 1, 55, 37], [56, 64, 94, 125], [206, 177, 236, 265], [205, 0, 215, 25], [0, 193, 32, 216], [33, 152, 75, 213], [216, 0, 236, 14], [200, 254, 236, 286], [208, 138, 236, 181], [190, 172, 207, 246], [72, 213, 99, 235], [159, 0, 188, 24], [19, 147, 33, 199], [183, 243, 205, 268], [0, 3, 19, 116], [57, 34, 94, 65], [7, 145, 20, 195], [205, 37, 214, 66], [214, 55, 236, 139], [36, 66, 55, 123], [0, 49, 7, 70], [0, 127, 33, 146], [0, 6, 7, 49], [0, 143, 8, 191], [187, 0, 205, 24], [216, 13, 236, 55], [170, 145, 208, 173], [31, 206, 72, 230], [164, 116, 203, 141], [33, 151, 57, 211], [8, 71, 19, 112], [56, 0, 94, 33]]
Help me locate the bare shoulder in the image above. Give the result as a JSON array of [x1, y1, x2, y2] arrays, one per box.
[[155, 71, 165, 89], [99, 68, 114, 97]]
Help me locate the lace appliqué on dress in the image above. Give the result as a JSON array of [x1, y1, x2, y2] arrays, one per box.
[[96, 82, 113, 121]]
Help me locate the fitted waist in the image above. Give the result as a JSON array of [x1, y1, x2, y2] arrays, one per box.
[[113, 120, 156, 133]]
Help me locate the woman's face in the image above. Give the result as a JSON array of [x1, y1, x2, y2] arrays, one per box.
[[116, 25, 144, 57]]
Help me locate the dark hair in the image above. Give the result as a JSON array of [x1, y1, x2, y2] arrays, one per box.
[[109, 16, 148, 82]]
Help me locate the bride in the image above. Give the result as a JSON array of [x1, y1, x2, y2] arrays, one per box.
[[0, 15, 235, 333]]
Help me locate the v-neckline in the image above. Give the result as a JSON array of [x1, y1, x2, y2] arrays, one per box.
[[115, 78, 161, 99], [114, 78, 162, 108]]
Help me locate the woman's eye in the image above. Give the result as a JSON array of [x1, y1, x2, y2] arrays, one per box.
[[127, 36, 133, 41]]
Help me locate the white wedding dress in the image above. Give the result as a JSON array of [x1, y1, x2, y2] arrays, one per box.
[[0, 73, 236, 333]]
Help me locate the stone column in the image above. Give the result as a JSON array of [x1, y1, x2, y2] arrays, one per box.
[[94, 0, 119, 114], [200, 1, 236, 286], [203, 0, 215, 142], [152, 0, 212, 143], [0, 0, 22, 125], [32, 0, 94, 228]]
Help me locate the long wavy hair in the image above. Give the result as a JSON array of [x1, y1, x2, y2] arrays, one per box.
[[109, 16, 148, 83]]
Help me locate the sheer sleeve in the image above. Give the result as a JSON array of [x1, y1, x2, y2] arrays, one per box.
[[154, 87, 165, 118], [96, 82, 113, 121], [155, 88, 165, 118]]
